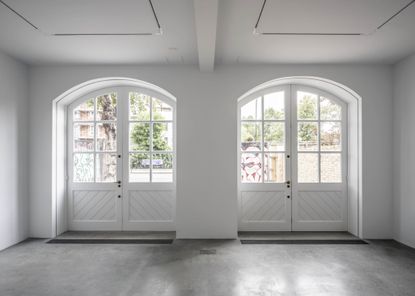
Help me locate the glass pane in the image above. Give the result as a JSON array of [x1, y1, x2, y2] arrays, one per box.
[[73, 153, 94, 182], [298, 153, 318, 183], [96, 123, 117, 152], [96, 93, 117, 121], [297, 91, 318, 120], [73, 123, 94, 152], [241, 97, 261, 120], [152, 153, 173, 182], [73, 98, 94, 121], [264, 122, 285, 151], [320, 97, 341, 120], [321, 122, 341, 151], [129, 153, 150, 182], [153, 123, 173, 151], [96, 153, 117, 183], [129, 93, 150, 121], [321, 153, 342, 183], [129, 123, 150, 151], [241, 152, 262, 183], [264, 92, 285, 120], [241, 123, 262, 151], [298, 122, 318, 151], [152, 98, 173, 121], [264, 153, 285, 183]]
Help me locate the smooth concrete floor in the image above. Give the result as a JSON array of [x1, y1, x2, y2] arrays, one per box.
[[1, 239, 415, 296]]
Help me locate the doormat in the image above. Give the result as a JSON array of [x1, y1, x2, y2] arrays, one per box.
[[47, 239, 174, 244], [240, 239, 368, 245]]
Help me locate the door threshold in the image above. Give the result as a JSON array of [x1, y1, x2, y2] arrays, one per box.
[[55, 231, 176, 240], [238, 231, 359, 241]]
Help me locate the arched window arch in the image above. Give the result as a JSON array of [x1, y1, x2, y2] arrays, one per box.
[[238, 84, 348, 232]]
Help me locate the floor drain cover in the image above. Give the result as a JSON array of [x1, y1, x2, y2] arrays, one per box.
[[200, 249, 216, 255]]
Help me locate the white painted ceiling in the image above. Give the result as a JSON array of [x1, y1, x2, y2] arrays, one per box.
[[0, 0, 415, 68], [0, 0, 197, 64]]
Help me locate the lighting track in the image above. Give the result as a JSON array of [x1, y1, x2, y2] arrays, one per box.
[[253, 0, 415, 36], [0, 0, 163, 36]]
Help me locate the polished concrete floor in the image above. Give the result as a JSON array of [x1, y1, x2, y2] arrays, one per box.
[[1, 238, 415, 296]]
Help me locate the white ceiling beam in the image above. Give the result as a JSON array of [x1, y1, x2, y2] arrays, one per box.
[[193, 0, 219, 72]]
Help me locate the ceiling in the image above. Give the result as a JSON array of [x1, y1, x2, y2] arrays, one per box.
[[0, 0, 415, 69]]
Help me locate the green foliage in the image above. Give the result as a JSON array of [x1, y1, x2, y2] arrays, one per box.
[[298, 96, 317, 145], [264, 107, 284, 120], [129, 94, 172, 168], [241, 107, 284, 150], [298, 96, 317, 119]]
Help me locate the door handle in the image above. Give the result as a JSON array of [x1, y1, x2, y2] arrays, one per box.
[[286, 180, 291, 188], [116, 180, 121, 187]]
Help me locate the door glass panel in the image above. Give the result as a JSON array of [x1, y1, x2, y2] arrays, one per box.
[[264, 122, 285, 151], [129, 123, 150, 151], [153, 123, 173, 151], [298, 153, 318, 183], [298, 122, 318, 151], [264, 153, 285, 183], [96, 153, 117, 183], [129, 93, 150, 121], [152, 98, 173, 121], [264, 92, 285, 120], [297, 91, 318, 120], [152, 153, 173, 182], [96, 93, 117, 121], [73, 98, 94, 121], [241, 122, 262, 151], [73, 123, 94, 152], [241, 152, 262, 183], [321, 153, 341, 183], [241, 97, 261, 120], [320, 97, 341, 120], [73, 153, 94, 182], [96, 123, 117, 152], [129, 153, 150, 182], [320, 122, 341, 151]]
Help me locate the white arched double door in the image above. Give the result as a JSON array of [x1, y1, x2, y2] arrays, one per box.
[[68, 87, 176, 231], [238, 85, 347, 231]]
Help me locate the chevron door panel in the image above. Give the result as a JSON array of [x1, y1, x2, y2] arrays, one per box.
[[73, 190, 116, 221], [241, 191, 286, 222], [297, 191, 343, 221], [128, 190, 173, 222]]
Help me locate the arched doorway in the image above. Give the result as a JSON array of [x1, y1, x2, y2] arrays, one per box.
[[52, 78, 177, 234], [237, 77, 362, 235]]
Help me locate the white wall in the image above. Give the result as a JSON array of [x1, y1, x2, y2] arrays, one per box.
[[0, 51, 29, 251], [393, 53, 415, 248], [29, 64, 393, 239]]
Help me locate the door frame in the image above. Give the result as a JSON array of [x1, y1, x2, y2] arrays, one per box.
[[237, 83, 351, 232], [65, 85, 176, 231]]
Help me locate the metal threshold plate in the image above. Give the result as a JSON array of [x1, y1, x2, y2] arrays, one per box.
[[47, 239, 173, 244], [240, 239, 368, 245]]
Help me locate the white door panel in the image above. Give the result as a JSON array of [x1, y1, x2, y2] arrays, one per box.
[[238, 86, 292, 231], [239, 190, 291, 231]]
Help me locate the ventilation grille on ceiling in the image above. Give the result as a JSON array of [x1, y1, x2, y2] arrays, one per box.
[[0, 0, 163, 36], [253, 0, 415, 36]]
